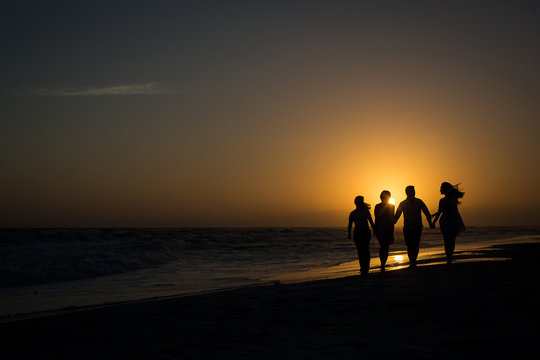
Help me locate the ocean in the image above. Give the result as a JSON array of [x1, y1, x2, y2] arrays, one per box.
[[1, 226, 539, 318]]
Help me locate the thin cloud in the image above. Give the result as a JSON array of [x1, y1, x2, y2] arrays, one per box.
[[1, 82, 174, 96], [62, 82, 173, 96]]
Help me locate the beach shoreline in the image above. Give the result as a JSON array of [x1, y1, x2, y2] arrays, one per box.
[[2, 240, 539, 359], [2, 234, 537, 321]]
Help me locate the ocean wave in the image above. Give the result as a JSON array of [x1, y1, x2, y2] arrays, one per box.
[[1, 227, 538, 288], [0, 228, 347, 287]]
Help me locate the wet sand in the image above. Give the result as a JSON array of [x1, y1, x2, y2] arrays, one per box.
[[1, 241, 539, 359]]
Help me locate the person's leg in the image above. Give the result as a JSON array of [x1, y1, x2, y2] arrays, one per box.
[[379, 243, 389, 271], [411, 228, 422, 267], [443, 231, 457, 263], [403, 230, 413, 266], [363, 238, 371, 274], [405, 228, 421, 268], [407, 245, 418, 267], [354, 239, 362, 272], [403, 229, 416, 268], [359, 230, 371, 274]]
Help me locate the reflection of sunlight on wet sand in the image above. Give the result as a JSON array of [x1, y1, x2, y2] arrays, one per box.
[[268, 237, 540, 285], [268, 252, 411, 284], [266, 260, 369, 284]]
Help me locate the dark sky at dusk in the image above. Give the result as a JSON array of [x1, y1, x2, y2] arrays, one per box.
[[1, 1, 539, 227]]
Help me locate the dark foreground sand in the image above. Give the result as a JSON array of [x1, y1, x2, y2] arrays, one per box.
[[1, 242, 539, 359]]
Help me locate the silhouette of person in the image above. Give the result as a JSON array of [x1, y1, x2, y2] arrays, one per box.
[[431, 182, 466, 264], [374, 190, 395, 272], [394, 185, 434, 269], [348, 196, 375, 275]]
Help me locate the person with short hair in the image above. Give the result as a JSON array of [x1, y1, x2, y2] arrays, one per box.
[[394, 186, 434, 269], [374, 190, 395, 272]]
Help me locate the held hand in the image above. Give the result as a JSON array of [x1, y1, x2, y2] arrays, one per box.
[[429, 222, 436, 229]]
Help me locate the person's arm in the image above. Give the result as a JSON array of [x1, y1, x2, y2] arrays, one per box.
[[431, 199, 442, 225], [394, 203, 403, 224], [390, 204, 395, 230], [421, 201, 435, 229], [367, 210, 375, 231], [347, 212, 353, 239]]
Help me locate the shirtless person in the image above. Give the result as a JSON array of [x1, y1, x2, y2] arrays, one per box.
[[394, 185, 434, 269]]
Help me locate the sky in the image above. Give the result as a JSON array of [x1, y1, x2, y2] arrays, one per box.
[[1, 0, 539, 227]]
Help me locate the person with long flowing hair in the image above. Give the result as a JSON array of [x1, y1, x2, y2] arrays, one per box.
[[348, 196, 375, 275], [374, 190, 395, 272], [431, 182, 466, 264]]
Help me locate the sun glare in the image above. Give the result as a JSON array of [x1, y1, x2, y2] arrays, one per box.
[[394, 255, 404, 262], [389, 198, 395, 205]]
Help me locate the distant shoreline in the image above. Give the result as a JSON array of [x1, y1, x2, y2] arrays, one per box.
[[1, 225, 539, 229]]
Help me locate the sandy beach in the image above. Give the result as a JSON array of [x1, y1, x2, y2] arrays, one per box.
[[2, 240, 539, 359]]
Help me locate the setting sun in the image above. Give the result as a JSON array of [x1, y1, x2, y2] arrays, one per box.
[[394, 255, 404, 262], [389, 198, 395, 205]]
